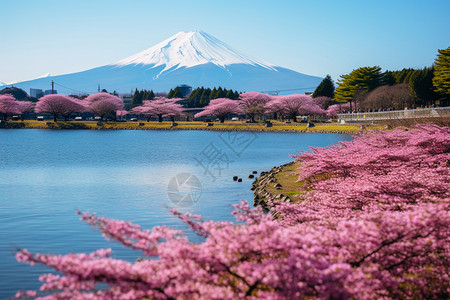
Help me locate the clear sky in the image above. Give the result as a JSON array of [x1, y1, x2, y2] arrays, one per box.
[[1, 0, 449, 86]]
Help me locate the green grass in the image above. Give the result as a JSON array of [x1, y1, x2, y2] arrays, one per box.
[[7, 120, 365, 133], [264, 162, 304, 201]]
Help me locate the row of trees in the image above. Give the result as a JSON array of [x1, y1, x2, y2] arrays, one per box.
[[328, 46, 450, 110], [194, 92, 337, 123], [1, 91, 346, 123], [131, 89, 155, 107], [0, 92, 125, 122], [0, 94, 34, 120], [187, 87, 240, 108]]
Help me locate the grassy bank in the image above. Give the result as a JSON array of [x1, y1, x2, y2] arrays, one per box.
[[0, 120, 386, 133]]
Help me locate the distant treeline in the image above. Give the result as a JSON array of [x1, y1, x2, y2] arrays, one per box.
[[186, 87, 240, 108], [129, 86, 240, 108]]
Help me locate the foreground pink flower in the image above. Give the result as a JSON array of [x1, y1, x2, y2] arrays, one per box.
[[15, 124, 450, 299]]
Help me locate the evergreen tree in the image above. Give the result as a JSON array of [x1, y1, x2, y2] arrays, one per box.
[[393, 68, 414, 84], [433, 47, 450, 96], [409, 67, 437, 107], [382, 71, 396, 86], [312, 75, 335, 98], [215, 87, 225, 98], [225, 90, 235, 99], [200, 89, 211, 106], [131, 88, 143, 107], [234, 91, 240, 99], [148, 90, 155, 100], [171, 87, 183, 98], [335, 66, 384, 110], [168, 89, 175, 98], [209, 88, 217, 100]]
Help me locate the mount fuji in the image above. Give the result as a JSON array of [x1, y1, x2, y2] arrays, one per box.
[[2, 31, 322, 94]]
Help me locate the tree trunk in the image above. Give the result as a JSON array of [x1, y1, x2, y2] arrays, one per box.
[[53, 114, 57, 122], [220, 116, 225, 123], [158, 114, 163, 122], [147, 116, 151, 122], [170, 116, 175, 122]]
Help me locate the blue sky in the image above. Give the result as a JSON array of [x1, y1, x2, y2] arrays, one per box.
[[1, 0, 449, 86]]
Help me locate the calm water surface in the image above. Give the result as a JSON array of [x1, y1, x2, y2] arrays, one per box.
[[0, 129, 352, 297]]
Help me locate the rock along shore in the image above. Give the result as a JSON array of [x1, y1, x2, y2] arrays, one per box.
[[251, 161, 295, 215]]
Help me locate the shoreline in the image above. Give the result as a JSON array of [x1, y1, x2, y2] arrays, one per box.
[[252, 161, 298, 213], [0, 120, 377, 134]]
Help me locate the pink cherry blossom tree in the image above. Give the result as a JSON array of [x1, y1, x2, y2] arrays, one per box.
[[84, 92, 124, 121], [35, 95, 86, 122], [194, 98, 243, 123], [131, 97, 184, 122], [0, 94, 21, 120], [16, 101, 35, 121], [115, 110, 129, 121], [265, 94, 325, 122], [312, 96, 333, 110], [325, 102, 351, 117], [238, 92, 272, 122]]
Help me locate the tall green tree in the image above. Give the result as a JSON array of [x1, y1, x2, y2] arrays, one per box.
[[170, 87, 183, 98], [409, 67, 437, 107], [209, 88, 217, 100], [215, 87, 225, 99], [312, 75, 335, 98], [335, 66, 384, 110], [433, 47, 450, 96], [225, 89, 235, 99], [200, 89, 211, 106], [131, 88, 143, 107]]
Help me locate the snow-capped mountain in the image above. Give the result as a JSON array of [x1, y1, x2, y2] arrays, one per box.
[[1, 31, 322, 94]]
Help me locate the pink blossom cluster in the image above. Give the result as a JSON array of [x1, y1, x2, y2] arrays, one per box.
[[325, 102, 351, 117], [194, 93, 327, 123], [84, 92, 124, 120], [265, 94, 325, 121], [15, 124, 449, 299], [194, 98, 242, 123], [131, 97, 185, 122], [290, 124, 449, 217], [0, 94, 34, 120], [238, 92, 272, 122], [35, 95, 86, 121]]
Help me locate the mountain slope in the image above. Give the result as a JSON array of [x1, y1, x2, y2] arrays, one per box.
[[2, 31, 322, 94]]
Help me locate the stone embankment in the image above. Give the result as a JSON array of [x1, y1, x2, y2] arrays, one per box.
[[251, 162, 294, 213]]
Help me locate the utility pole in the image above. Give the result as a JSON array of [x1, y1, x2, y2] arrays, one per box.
[[98, 84, 100, 93], [51, 80, 55, 94]]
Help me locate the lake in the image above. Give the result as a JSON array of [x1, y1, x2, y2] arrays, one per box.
[[0, 129, 352, 297]]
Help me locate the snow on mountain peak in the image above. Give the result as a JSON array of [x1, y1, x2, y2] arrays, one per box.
[[112, 31, 277, 76]]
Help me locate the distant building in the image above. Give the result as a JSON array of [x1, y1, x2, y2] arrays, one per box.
[[30, 88, 44, 99], [122, 95, 133, 110], [177, 84, 192, 97], [44, 89, 57, 95]]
